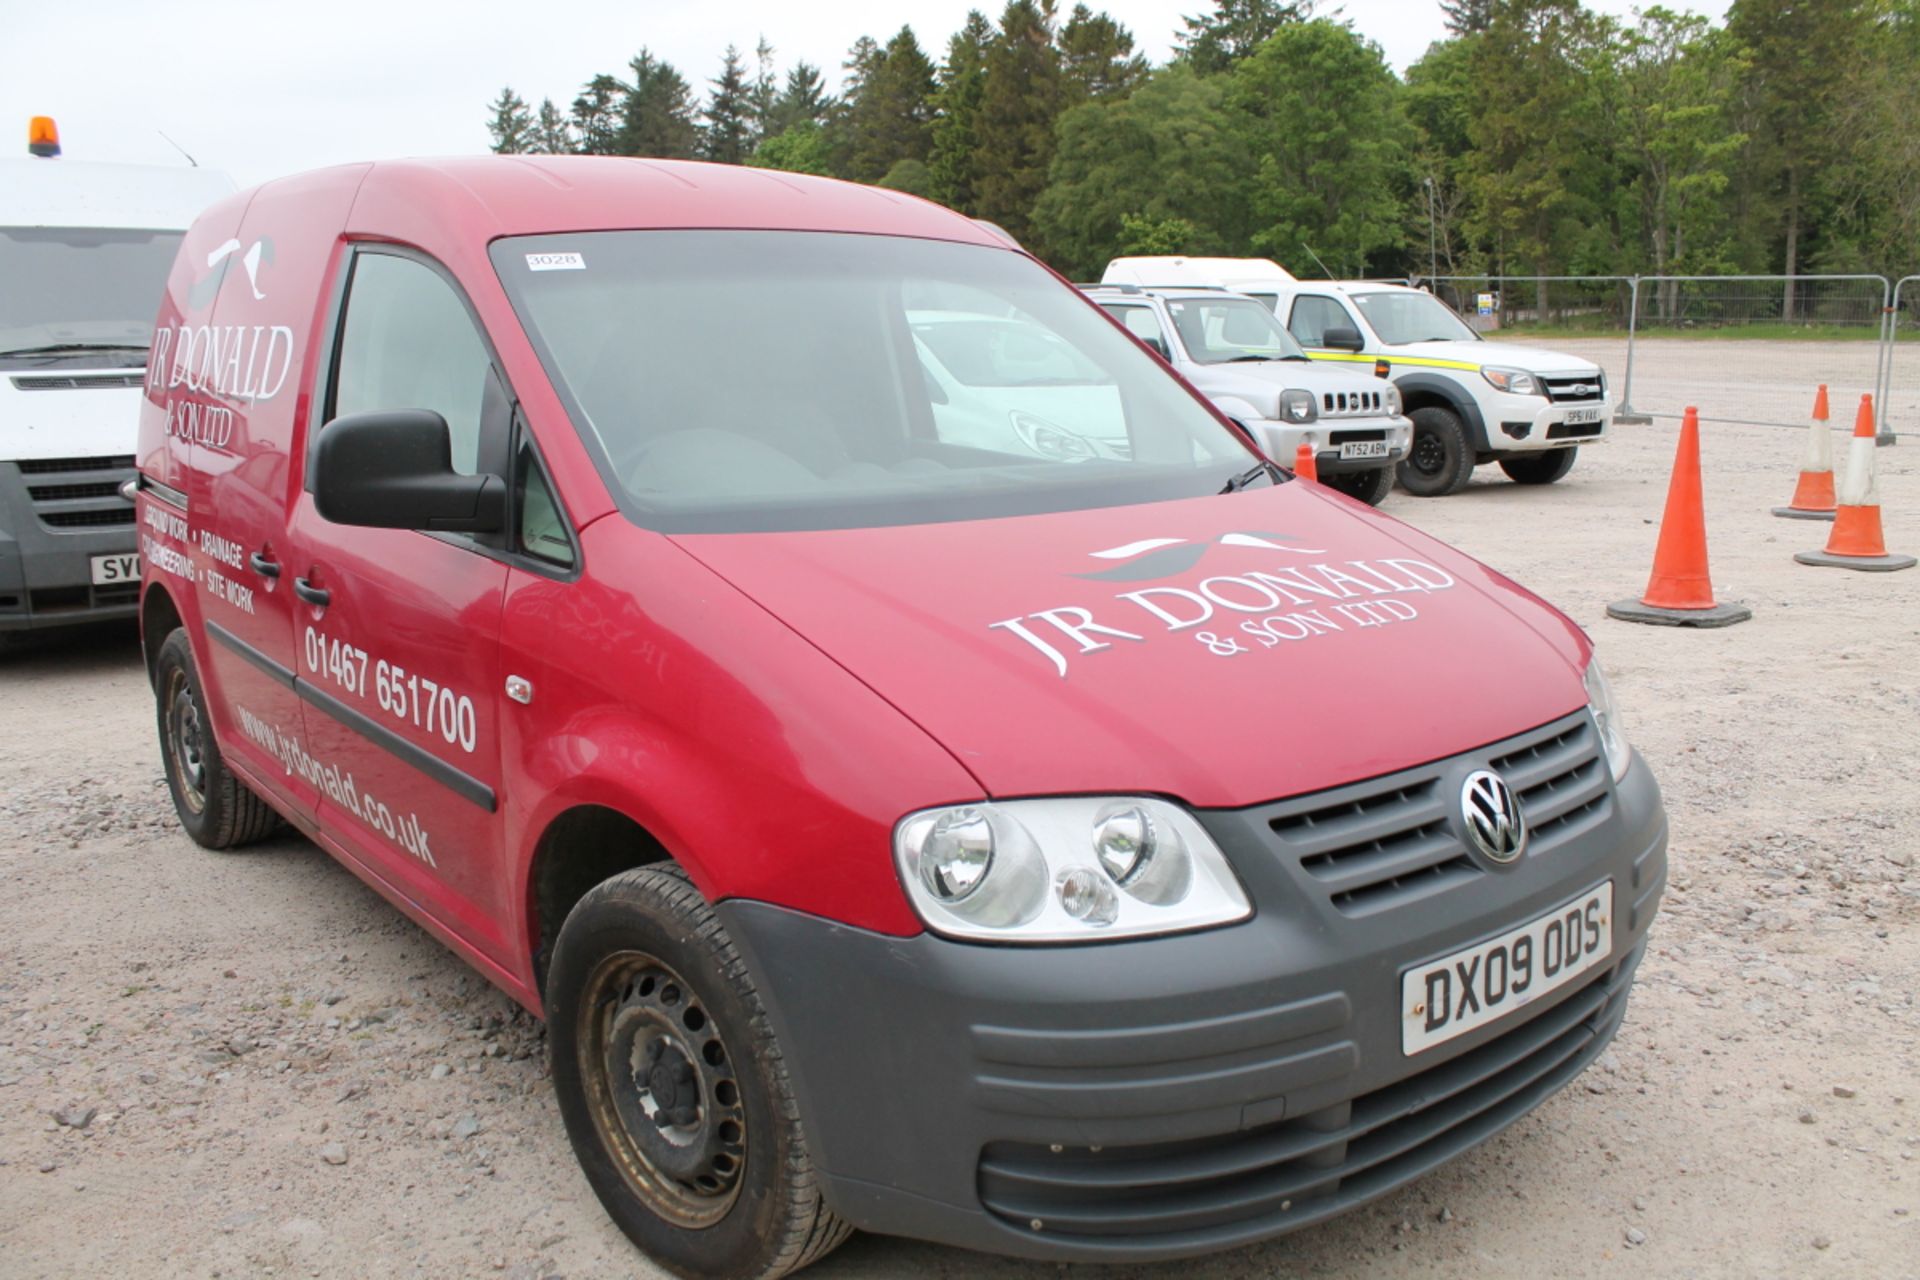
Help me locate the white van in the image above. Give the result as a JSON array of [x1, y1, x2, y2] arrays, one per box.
[[0, 119, 233, 652], [1104, 257, 1611, 496]]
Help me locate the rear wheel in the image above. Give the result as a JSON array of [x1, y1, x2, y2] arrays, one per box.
[[154, 629, 280, 849], [547, 865, 850, 1280], [1323, 465, 1394, 506], [1499, 447, 1579, 485], [1397, 407, 1476, 496]]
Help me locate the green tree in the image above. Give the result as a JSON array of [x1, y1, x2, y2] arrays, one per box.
[[1119, 212, 1201, 255], [529, 98, 573, 155], [1825, 0, 1920, 273], [929, 11, 994, 212], [704, 45, 753, 163], [487, 87, 534, 154], [1440, 0, 1495, 35], [1176, 0, 1314, 75], [879, 158, 936, 196], [1229, 19, 1411, 277], [749, 37, 779, 147], [1058, 5, 1149, 102], [749, 121, 836, 175], [1402, 35, 1479, 277], [1615, 8, 1747, 302], [570, 74, 625, 155], [769, 62, 833, 135], [618, 49, 701, 158], [1462, 1, 1608, 305], [843, 26, 939, 182], [1726, 0, 1872, 307], [974, 0, 1066, 239], [1031, 65, 1252, 277]]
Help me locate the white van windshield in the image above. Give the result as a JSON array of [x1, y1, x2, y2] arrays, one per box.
[[0, 227, 183, 362], [1164, 296, 1311, 364], [1349, 290, 1480, 345], [493, 231, 1259, 533]]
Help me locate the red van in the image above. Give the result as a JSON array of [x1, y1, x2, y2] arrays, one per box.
[[135, 158, 1665, 1279]]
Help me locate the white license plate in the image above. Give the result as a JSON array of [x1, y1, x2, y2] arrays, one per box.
[[1401, 882, 1613, 1056], [1563, 406, 1602, 425], [1339, 440, 1389, 459], [90, 553, 140, 586]]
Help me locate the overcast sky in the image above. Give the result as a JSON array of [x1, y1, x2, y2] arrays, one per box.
[[3, 0, 1728, 189]]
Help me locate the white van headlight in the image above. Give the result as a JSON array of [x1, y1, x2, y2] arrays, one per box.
[[1010, 411, 1097, 461], [895, 797, 1251, 942], [1583, 658, 1632, 782], [1482, 366, 1541, 396]]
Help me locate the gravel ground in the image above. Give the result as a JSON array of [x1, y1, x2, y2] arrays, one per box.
[[2, 421, 1917, 1279]]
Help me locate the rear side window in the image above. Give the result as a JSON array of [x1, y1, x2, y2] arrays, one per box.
[[331, 254, 493, 474], [1287, 295, 1353, 348]]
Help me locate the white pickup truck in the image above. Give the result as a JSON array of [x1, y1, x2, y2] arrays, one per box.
[[1103, 258, 1612, 497], [0, 119, 233, 653]]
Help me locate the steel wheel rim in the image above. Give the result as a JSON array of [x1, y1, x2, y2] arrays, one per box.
[[164, 669, 208, 815], [1410, 431, 1447, 475], [578, 951, 747, 1227]]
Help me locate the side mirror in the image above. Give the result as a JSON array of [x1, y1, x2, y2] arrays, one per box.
[[1321, 325, 1365, 352], [312, 410, 506, 533]]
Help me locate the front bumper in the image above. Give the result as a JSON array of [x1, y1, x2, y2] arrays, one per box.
[[1483, 394, 1613, 452], [0, 458, 142, 634], [1243, 414, 1413, 475], [720, 713, 1667, 1262]]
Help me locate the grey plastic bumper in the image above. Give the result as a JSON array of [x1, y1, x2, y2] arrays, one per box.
[[0, 459, 140, 634], [718, 739, 1665, 1263]]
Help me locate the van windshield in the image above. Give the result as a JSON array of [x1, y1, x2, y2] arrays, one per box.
[[0, 227, 183, 364], [1164, 295, 1310, 364], [1349, 290, 1480, 345], [493, 231, 1256, 533]]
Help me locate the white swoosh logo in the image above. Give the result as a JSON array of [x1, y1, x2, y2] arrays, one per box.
[[1089, 538, 1188, 560]]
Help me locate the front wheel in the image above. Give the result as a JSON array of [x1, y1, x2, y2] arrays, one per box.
[[1322, 465, 1394, 506], [547, 865, 850, 1280], [155, 629, 281, 849], [1397, 406, 1476, 496], [1499, 446, 1579, 485]]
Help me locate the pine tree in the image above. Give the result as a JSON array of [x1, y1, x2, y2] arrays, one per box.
[[843, 26, 939, 183], [749, 37, 779, 148], [929, 11, 994, 211], [1176, 0, 1314, 74], [1440, 0, 1495, 36], [487, 87, 535, 154], [705, 45, 753, 163], [973, 0, 1066, 238], [618, 49, 701, 159], [1059, 5, 1149, 102], [530, 98, 573, 154], [570, 75, 625, 155], [771, 62, 833, 135]]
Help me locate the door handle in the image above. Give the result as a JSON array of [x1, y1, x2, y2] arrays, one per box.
[[292, 576, 331, 608], [249, 552, 281, 578]]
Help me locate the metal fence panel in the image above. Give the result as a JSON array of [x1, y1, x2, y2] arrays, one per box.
[[1886, 276, 1920, 444]]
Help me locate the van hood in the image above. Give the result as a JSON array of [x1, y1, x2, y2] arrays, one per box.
[[1386, 339, 1601, 376], [0, 371, 144, 462], [673, 484, 1591, 807]]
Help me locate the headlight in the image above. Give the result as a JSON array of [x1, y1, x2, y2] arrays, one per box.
[[894, 797, 1251, 942], [1482, 366, 1541, 396], [1279, 389, 1318, 423], [1584, 658, 1632, 782], [1010, 411, 1096, 461], [1384, 383, 1403, 414]]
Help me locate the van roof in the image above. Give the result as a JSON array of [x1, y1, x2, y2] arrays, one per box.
[[0, 158, 236, 230], [1102, 256, 1298, 287], [286, 155, 1005, 246]]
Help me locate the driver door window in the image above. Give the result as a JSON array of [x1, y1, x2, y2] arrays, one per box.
[[1287, 295, 1353, 348], [1100, 304, 1170, 360]]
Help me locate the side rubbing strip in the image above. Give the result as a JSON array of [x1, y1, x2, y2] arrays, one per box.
[[207, 621, 294, 688], [205, 621, 496, 812]]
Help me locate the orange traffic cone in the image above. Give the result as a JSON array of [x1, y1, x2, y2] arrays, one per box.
[[1794, 395, 1916, 572], [1608, 407, 1753, 627], [1293, 441, 1319, 482], [1771, 385, 1837, 520]]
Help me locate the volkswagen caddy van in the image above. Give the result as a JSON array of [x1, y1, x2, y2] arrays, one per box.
[[136, 157, 1666, 1280]]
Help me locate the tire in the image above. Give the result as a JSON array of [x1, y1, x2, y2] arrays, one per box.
[[1323, 465, 1395, 506], [547, 864, 850, 1280], [1499, 446, 1579, 485], [154, 628, 281, 849], [1397, 406, 1476, 497]]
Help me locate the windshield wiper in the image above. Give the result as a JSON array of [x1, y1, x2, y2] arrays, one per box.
[[0, 342, 150, 358], [1219, 461, 1283, 493], [1220, 354, 1279, 363]]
